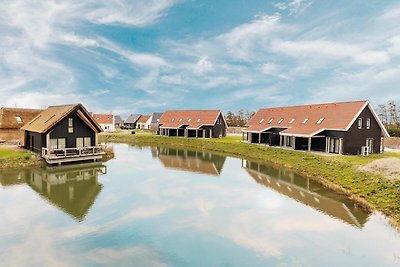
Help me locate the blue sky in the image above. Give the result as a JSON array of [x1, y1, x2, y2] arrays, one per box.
[[1, 0, 400, 117]]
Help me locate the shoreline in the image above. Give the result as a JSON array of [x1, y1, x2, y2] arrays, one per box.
[[100, 133, 400, 229]]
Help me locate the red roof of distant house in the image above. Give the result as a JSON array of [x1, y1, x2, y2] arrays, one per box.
[[137, 115, 150, 123], [244, 100, 389, 137], [92, 114, 114, 124], [159, 110, 223, 129]]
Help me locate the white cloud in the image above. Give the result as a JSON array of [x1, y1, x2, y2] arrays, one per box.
[[388, 35, 400, 55], [87, 247, 171, 267], [274, 0, 313, 15], [86, 0, 176, 26], [0, 0, 172, 108], [59, 33, 99, 47], [218, 14, 290, 60], [270, 39, 389, 65], [193, 56, 214, 74]]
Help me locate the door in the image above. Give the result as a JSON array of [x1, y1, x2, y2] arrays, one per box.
[[31, 136, 34, 151], [329, 138, 341, 154], [366, 138, 374, 153]]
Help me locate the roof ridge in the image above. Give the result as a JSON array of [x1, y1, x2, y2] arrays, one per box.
[[259, 100, 368, 110]]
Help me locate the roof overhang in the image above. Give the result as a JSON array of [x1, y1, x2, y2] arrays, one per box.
[[242, 127, 272, 133]]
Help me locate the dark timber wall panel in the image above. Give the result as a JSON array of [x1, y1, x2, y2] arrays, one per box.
[[49, 112, 95, 148], [343, 106, 382, 155]]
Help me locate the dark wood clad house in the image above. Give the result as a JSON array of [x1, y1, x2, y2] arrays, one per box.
[[243, 100, 389, 155], [0, 107, 42, 143], [21, 104, 104, 164], [158, 110, 227, 138]]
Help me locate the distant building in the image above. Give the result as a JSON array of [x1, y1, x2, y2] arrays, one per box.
[[124, 114, 141, 129], [92, 114, 116, 132], [114, 115, 123, 128], [150, 112, 163, 133], [136, 115, 151, 130], [21, 104, 104, 164], [158, 110, 227, 138], [243, 100, 389, 155], [0, 107, 42, 143]]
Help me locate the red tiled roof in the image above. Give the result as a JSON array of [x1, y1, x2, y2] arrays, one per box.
[[92, 114, 114, 124], [137, 115, 150, 123], [244, 100, 387, 137], [159, 110, 222, 129]]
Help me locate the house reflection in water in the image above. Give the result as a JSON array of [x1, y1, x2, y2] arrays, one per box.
[[0, 164, 106, 221], [151, 147, 226, 176], [242, 160, 371, 228]]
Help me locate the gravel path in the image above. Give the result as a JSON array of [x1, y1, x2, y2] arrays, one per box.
[[359, 158, 400, 180]]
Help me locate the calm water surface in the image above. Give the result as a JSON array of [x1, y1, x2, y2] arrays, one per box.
[[1, 143, 400, 266]]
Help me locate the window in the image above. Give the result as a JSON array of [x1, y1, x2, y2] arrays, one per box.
[[68, 118, 74, 133], [197, 118, 201, 122], [259, 118, 264, 123], [278, 119, 283, 124], [316, 118, 324, 125], [16, 116, 23, 123], [50, 138, 66, 150], [358, 118, 363, 129], [289, 118, 295, 124], [366, 118, 371, 129], [329, 138, 341, 154], [171, 118, 175, 122], [179, 118, 182, 122], [285, 136, 291, 147], [302, 118, 309, 124], [76, 137, 91, 148], [268, 119, 273, 124], [188, 118, 192, 122]]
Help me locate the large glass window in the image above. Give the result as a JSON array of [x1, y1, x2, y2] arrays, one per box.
[[358, 118, 363, 129], [329, 138, 341, 154], [76, 137, 91, 148], [366, 138, 374, 153], [50, 138, 66, 149]]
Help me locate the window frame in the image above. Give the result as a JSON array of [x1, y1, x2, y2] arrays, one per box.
[[358, 118, 363, 129], [68, 118, 74, 133]]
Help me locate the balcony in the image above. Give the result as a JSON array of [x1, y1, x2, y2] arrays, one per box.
[[41, 146, 105, 165]]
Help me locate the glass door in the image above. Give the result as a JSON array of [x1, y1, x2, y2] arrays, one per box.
[[366, 138, 374, 153]]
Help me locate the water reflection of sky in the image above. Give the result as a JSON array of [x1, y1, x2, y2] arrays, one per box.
[[1, 143, 400, 267]]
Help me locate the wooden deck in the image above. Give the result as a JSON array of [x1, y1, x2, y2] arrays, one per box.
[[41, 146, 105, 165]]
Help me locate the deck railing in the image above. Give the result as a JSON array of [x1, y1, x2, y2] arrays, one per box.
[[41, 145, 105, 160]]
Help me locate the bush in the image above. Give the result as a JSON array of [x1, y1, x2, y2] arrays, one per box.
[[387, 127, 400, 137]]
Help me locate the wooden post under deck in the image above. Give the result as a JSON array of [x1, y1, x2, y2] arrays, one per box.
[[308, 137, 312, 152], [259, 133, 261, 144]]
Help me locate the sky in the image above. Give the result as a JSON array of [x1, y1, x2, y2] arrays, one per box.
[[1, 0, 400, 117]]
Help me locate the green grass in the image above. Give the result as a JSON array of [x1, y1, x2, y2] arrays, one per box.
[[100, 133, 400, 228], [0, 147, 44, 169], [0, 147, 31, 160]]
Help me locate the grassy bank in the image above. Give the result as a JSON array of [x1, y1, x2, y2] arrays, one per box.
[[100, 133, 400, 228], [0, 147, 43, 169]]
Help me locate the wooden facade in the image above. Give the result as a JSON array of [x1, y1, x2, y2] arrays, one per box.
[[244, 101, 389, 155], [21, 104, 105, 164], [158, 110, 227, 138]]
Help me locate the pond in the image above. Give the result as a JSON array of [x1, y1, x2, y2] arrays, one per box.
[[1, 143, 400, 266]]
